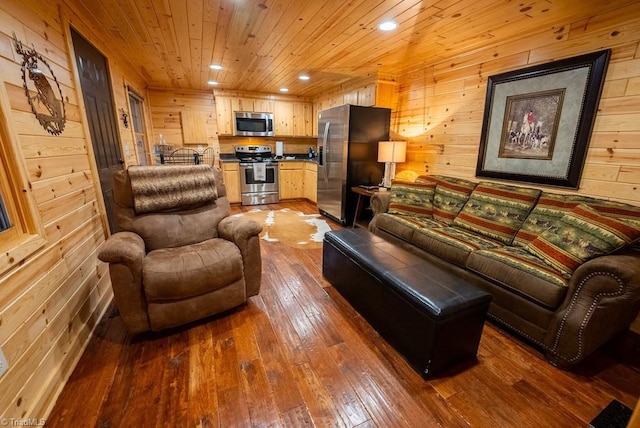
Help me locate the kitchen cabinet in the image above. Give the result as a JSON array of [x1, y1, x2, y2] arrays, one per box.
[[274, 101, 294, 136], [278, 161, 305, 200], [253, 99, 275, 113], [215, 95, 255, 135], [231, 97, 254, 113], [181, 111, 208, 145], [312, 81, 397, 136], [293, 103, 313, 137], [214, 91, 313, 137], [357, 85, 375, 107], [303, 162, 317, 203], [214, 96, 234, 135], [221, 162, 241, 203]]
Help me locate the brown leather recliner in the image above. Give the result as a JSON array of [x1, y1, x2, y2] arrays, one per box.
[[98, 164, 262, 333]]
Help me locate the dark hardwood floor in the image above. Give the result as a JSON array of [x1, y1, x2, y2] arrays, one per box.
[[46, 200, 640, 427]]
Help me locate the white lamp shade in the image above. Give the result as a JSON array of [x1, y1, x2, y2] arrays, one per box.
[[378, 141, 407, 188], [378, 141, 407, 163]]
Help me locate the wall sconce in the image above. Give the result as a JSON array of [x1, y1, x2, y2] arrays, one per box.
[[119, 108, 129, 128], [378, 141, 407, 188]]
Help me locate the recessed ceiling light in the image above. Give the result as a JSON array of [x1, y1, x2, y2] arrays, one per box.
[[209, 64, 223, 70], [208, 80, 219, 85], [280, 88, 289, 92], [378, 20, 397, 31], [299, 75, 310, 81]]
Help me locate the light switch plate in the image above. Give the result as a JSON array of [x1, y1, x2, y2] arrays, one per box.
[[0, 346, 8, 378]]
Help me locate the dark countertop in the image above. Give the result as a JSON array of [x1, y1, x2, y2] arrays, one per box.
[[219, 154, 317, 164]]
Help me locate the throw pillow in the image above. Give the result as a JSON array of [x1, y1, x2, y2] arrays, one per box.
[[453, 181, 541, 244], [513, 193, 585, 247], [525, 204, 640, 276], [430, 178, 477, 225], [415, 175, 440, 185], [388, 181, 436, 218], [514, 193, 640, 247], [580, 198, 640, 228]]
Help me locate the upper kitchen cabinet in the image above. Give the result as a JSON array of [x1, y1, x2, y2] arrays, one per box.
[[214, 96, 234, 135], [274, 101, 294, 136], [215, 96, 257, 135], [181, 111, 209, 145], [213, 90, 313, 137], [322, 81, 397, 109], [254, 99, 275, 113], [293, 103, 313, 137], [312, 79, 398, 136], [232, 97, 255, 113]]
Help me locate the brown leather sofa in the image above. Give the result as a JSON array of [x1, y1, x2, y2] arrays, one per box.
[[98, 165, 262, 333], [369, 175, 640, 366]]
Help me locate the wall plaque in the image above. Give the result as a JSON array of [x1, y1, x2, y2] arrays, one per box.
[[13, 34, 66, 135]]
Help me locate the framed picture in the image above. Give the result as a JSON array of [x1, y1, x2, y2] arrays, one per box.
[[476, 49, 611, 188]]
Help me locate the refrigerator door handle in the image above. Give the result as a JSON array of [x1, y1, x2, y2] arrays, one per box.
[[321, 121, 330, 183]]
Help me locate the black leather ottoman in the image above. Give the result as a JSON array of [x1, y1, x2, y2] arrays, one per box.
[[323, 228, 491, 378]]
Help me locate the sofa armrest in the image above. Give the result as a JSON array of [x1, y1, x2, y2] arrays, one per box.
[[97, 232, 151, 333], [218, 216, 263, 297], [544, 249, 640, 365], [370, 191, 391, 216]]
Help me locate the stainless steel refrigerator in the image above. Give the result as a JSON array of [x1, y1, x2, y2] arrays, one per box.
[[317, 104, 391, 226]]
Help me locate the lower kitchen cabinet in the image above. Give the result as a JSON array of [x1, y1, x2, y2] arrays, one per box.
[[279, 161, 305, 200], [304, 162, 317, 203], [221, 162, 241, 203]]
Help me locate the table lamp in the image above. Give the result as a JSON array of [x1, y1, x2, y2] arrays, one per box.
[[378, 141, 406, 188]]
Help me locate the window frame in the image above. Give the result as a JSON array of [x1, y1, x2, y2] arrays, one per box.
[[127, 88, 149, 165], [0, 84, 46, 276]]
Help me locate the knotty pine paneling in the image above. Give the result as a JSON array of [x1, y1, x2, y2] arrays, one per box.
[[392, 5, 640, 206], [0, 0, 638, 420], [218, 136, 316, 155], [0, 0, 149, 421], [147, 88, 220, 162], [30, 171, 94, 205]]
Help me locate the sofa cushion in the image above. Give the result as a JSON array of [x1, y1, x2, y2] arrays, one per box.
[[514, 192, 640, 247], [143, 238, 243, 301], [415, 176, 477, 225], [411, 226, 503, 266], [453, 181, 541, 244], [525, 204, 640, 276], [388, 181, 435, 218], [376, 212, 446, 240], [467, 247, 568, 309]]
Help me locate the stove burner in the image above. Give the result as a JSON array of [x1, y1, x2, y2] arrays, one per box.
[[235, 145, 274, 163], [240, 157, 275, 162]]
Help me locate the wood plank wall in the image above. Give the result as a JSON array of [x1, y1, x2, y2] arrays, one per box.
[[147, 88, 220, 162], [0, 0, 148, 420], [218, 136, 317, 156], [391, 2, 640, 206], [1, 0, 640, 421]]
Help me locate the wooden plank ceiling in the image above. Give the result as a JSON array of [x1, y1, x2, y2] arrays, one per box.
[[66, 0, 633, 96]]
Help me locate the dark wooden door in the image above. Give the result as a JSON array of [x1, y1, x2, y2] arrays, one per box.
[[71, 29, 123, 233]]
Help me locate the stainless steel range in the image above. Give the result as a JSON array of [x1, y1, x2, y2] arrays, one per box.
[[235, 145, 279, 206]]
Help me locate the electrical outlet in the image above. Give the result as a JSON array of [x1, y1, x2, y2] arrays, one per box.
[[0, 346, 8, 378]]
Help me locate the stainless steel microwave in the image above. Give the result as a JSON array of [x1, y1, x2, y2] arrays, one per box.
[[234, 111, 274, 137]]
